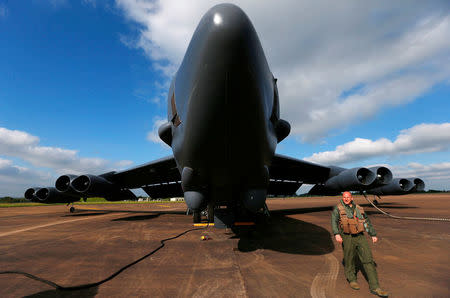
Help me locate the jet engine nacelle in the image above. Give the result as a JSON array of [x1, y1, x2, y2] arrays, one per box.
[[367, 178, 414, 195], [71, 174, 137, 201], [55, 174, 79, 193], [324, 166, 376, 191], [407, 177, 425, 192], [24, 187, 41, 202], [35, 187, 80, 204], [367, 166, 393, 187], [71, 174, 115, 197]]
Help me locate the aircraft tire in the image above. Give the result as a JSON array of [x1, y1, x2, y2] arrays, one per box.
[[70, 207, 75, 213]]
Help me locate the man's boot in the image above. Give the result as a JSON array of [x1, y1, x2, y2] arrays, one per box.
[[371, 288, 388, 297], [349, 281, 360, 290]]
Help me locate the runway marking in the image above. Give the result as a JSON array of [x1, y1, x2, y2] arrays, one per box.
[[0, 213, 115, 238], [193, 223, 214, 227], [310, 254, 339, 298]]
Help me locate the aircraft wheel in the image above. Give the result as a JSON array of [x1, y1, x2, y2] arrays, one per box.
[[69, 207, 75, 213], [373, 200, 379, 206], [193, 211, 201, 223]]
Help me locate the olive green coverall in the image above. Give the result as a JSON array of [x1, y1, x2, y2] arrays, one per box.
[[331, 200, 380, 290]]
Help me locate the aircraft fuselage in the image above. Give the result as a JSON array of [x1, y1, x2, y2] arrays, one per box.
[[161, 4, 287, 213]]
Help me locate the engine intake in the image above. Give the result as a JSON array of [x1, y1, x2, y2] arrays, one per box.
[[324, 167, 376, 190], [367, 178, 414, 195], [407, 178, 425, 192], [24, 187, 41, 202], [368, 166, 393, 186], [71, 174, 114, 196], [71, 174, 136, 201], [55, 174, 78, 192], [35, 187, 80, 204]]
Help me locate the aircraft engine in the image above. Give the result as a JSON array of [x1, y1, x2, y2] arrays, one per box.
[[71, 174, 114, 197], [35, 187, 79, 203], [71, 174, 137, 201], [367, 178, 414, 195], [55, 174, 79, 193], [368, 166, 393, 187], [24, 187, 41, 202], [324, 167, 376, 190], [407, 178, 425, 192]]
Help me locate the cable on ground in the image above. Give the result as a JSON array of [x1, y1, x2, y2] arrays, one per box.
[[361, 193, 450, 222], [0, 223, 210, 291]]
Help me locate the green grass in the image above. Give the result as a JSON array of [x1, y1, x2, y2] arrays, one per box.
[[0, 202, 49, 207]]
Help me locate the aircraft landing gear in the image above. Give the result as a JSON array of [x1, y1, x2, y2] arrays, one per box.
[[373, 195, 381, 206], [193, 211, 201, 223], [67, 202, 75, 213], [206, 202, 214, 223]]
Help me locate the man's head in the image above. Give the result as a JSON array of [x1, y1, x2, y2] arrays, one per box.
[[342, 191, 353, 205]]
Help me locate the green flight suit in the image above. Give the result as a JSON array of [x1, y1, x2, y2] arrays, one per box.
[[331, 200, 380, 290]]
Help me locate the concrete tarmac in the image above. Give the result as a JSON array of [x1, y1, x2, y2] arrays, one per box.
[[0, 194, 448, 297]]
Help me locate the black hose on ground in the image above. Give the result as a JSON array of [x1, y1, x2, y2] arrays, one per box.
[[361, 193, 450, 222], [0, 224, 210, 291]]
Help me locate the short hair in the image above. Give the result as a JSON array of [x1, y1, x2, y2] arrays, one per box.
[[342, 191, 352, 197]]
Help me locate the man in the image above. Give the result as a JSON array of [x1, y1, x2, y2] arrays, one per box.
[[331, 191, 389, 297]]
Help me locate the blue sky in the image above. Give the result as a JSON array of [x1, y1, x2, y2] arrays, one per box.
[[0, 0, 449, 196]]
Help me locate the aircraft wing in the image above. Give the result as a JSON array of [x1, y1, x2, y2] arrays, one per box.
[[267, 154, 330, 196], [269, 154, 330, 183], [109, 155, 183, 198], [110, 156, 180, 188]]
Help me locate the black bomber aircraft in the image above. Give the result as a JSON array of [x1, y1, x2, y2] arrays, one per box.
[[25, 4, 424, 226]]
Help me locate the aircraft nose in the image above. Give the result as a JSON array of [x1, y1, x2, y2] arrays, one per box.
[[190, 3, 265, 67], [206, 3, 251, 35]]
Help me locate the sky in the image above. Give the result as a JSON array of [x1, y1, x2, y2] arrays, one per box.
[[0, 0, 449, 197]]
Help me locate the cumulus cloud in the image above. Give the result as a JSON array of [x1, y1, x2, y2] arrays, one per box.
[[115, 0, 450, 141], [395, 162, 450, 180], [0, 158, 53, 197], [304, 123, 450, 165], [391, 162, 450, 190], [146, 117, 170, 148], [0, 127, 133, 175]]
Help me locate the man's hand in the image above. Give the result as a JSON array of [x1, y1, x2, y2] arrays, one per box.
[[372, 236, 378, 243], [335, 234, 343, 243]]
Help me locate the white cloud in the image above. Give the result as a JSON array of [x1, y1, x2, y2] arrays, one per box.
[[0, 158, 53, 197], [146, 117, 170, 148], [0, 127, 133, 175], [391, 162, 450, 190], [304, 123, 450, 165], [114, 0, 450, 142]]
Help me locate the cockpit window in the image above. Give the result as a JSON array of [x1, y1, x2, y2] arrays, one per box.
[[171, 93, 181, 127]]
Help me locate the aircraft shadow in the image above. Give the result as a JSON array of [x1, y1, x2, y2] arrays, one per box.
[[272, 206, 333, 216], [73, 208, 185, 215], [62, 212, 109, 217], [112, 214, 161, 221], [359, 203, 417, 209], [232, 213, 335, 255], [23, 286, 98, 298]]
